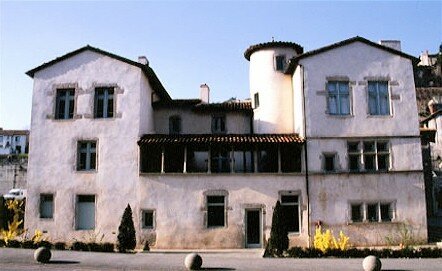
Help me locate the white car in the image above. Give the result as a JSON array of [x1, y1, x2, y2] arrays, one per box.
[[3, 189, 26, 200]]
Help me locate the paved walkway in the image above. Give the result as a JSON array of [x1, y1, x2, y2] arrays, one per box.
[[0, 248, 441, 270]]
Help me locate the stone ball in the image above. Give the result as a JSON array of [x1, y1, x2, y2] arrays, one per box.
[[362, 255, 382, 271], [34, 247, 51, 263], [184, 253, 203, 270]]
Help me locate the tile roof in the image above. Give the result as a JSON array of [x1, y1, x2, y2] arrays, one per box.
[[244, 41, 304, 61], [152, 99, 202, 108], [0, 130, 29, 136], [285, 36, 419, 74], [26, 45, 172, 101], [193, 101, 252, 112], [138, 134, 304, 146]]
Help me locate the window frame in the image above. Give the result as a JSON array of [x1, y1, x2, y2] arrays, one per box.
[[323, 152, 337, 172], [349, 201, 395, 223], [55, 88, 75, 120], [326, 81, 351, 116], [75, 194, 96, 230], [367, 81, 391, 116], [94, 87, 114, 119], [141, 209, 155, 229], [39, 193, 54, 219], [206, 194, 227, 228], [279, 191, 301, 234], [347, 140, 390, 172], [169, 115, 182, 135], [77, 140, 98, 171], [211, 114, 226, 134], [275, 55, 286, 71], [254, 93, 260, 109]]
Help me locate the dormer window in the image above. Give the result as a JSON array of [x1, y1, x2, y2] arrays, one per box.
[[275, 55, 286, 71], [211, 115, 226, 134]]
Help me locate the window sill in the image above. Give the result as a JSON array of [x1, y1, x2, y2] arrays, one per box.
[[326, 114, 353, 118], [288, 232, 301, 236], [76, 170, 97, 174], [139, 172, 304, 176], [39, 217, 54, 221], [348, 221, 398, 225], [366, 114, 393, 118]]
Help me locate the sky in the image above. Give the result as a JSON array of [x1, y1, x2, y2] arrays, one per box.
[[0, 1, 441, 130]]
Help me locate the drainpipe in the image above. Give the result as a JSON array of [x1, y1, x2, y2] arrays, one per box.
[[300, 64, 311, 246]]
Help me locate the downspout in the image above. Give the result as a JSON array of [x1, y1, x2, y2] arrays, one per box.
[[300, 64, 311, 247]]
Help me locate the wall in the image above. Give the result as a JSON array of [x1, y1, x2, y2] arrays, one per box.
[[136, 174, 308, 248], [309, 172, 427, 246], [25, 50, 149, 242], [154, 108, 251, 134], [0, 157, 27, 195]]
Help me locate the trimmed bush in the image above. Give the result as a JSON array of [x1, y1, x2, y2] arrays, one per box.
[[36, 241, 52, 249], [71, 241, 89, 251], [88, 242, 101, 252], [0, 197, 8, 230], [268, 201, 289, 256], [7, 239, 21, 248], [117, 204, 136, 252], [54, 242, 66, 250], [22, 240, 37, 249], [101, 243, 115, 253], [0, 239, 5, 247]]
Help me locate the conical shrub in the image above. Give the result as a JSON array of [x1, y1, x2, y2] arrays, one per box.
[[117, 204, 136, 252]]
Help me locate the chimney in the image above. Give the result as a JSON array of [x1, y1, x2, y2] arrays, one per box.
[[138, 56, 149, 66], [200, 84, 210, 103], [379, 40, 401, 52]]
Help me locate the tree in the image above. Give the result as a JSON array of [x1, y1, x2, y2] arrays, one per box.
[[268, 200, 289, 256], [117, 204, 136, 252]]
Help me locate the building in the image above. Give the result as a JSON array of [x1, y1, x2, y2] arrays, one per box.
[[24, 36, 427, 248], [0, 129, 29, 155]]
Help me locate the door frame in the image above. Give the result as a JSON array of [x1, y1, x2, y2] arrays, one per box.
[[245, 208, 262, 248]]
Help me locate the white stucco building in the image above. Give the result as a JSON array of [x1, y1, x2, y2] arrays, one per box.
[[0, 129, 29, 155], [24, 36, 427, 248]]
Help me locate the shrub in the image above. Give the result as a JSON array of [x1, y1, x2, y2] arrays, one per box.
[[36, 241, 52, 249], [268, 201, 289, 257], [313, 226, 349, 252], [0, 239, 5, 247], [143, 240, 150, 251], [71, 241, 89, 251], [117, 204, 136, 252], [0, 197, 8, 230], [101, 243, 115, 253], [54, 242, 66, 250], [88, 242, 102, 252], [22, 240, 37, 249], [7, 239, 21, 248]]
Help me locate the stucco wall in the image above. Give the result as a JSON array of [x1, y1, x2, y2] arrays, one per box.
[[136, 174, 308, 248], [249, 48, 297, 134], [25, 50, 150, 241], [299, 41, 420, 138], [154, 108, 251, 134], [309, 172, 427, 246]]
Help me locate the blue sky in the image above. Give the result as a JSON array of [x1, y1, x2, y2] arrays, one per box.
[[0, 1, 441, 129]]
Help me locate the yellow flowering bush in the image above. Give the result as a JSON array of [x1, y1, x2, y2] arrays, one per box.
[[314, 226, 349, 252]]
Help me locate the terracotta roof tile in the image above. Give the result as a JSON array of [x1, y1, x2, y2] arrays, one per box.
[[244, 41, 304, 61], [138, 134, 304, 146], [193, 101, 252, 112]]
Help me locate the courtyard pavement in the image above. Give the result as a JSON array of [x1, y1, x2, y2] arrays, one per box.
[[0, 247, 441, 270]]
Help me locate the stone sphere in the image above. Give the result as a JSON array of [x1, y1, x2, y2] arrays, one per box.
[[362, 255, 382, 271], [184, 253, 203, 270], [34, 247, 51, 263]]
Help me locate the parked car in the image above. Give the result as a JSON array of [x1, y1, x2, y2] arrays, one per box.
[[3, 189, 26, 200]]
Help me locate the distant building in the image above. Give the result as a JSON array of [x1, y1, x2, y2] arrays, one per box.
[[24, 36, 427, 248], [0, 129, 29, 155], [414, 45, 442, 88], [0, 156, 27, 195]]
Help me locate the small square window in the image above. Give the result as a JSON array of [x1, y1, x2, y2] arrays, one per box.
[[324, 154, 335, 172], [142, 210, 155, 229], [169, 116, 181, 134], [40, 194, 54, 219], [275, 55, 286, 71]]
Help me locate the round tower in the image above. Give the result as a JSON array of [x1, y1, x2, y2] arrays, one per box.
[[244, 41, 303, 134]]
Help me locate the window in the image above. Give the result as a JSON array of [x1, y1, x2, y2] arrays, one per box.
[[39, 194, 54, 219], [368, 81, 390, 115], [55, 89, 75, 119], [350, 203, 363, 222], [164, 146, 184, 173], [141, 210, 155, 229], [254, 93, 260, 109], [169, 116, 181, 134], [207, 195, 225, 227], [347, 140, 389, 172], [77, 141, 97, 171], [211, 148, 230, 173], [327, 81, 350, 115], [257, 147, 278, 172], [76, 195, 95, 230], [211, 115, 226, 134], [280, 194, 300, 232], [349, 201, 394, 223], [323, 153, 336, 172], [275, 55, 286, 71], [281, 145, 302, 173], [15, 136, 20, 142], [94, 87, 114, 118]]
